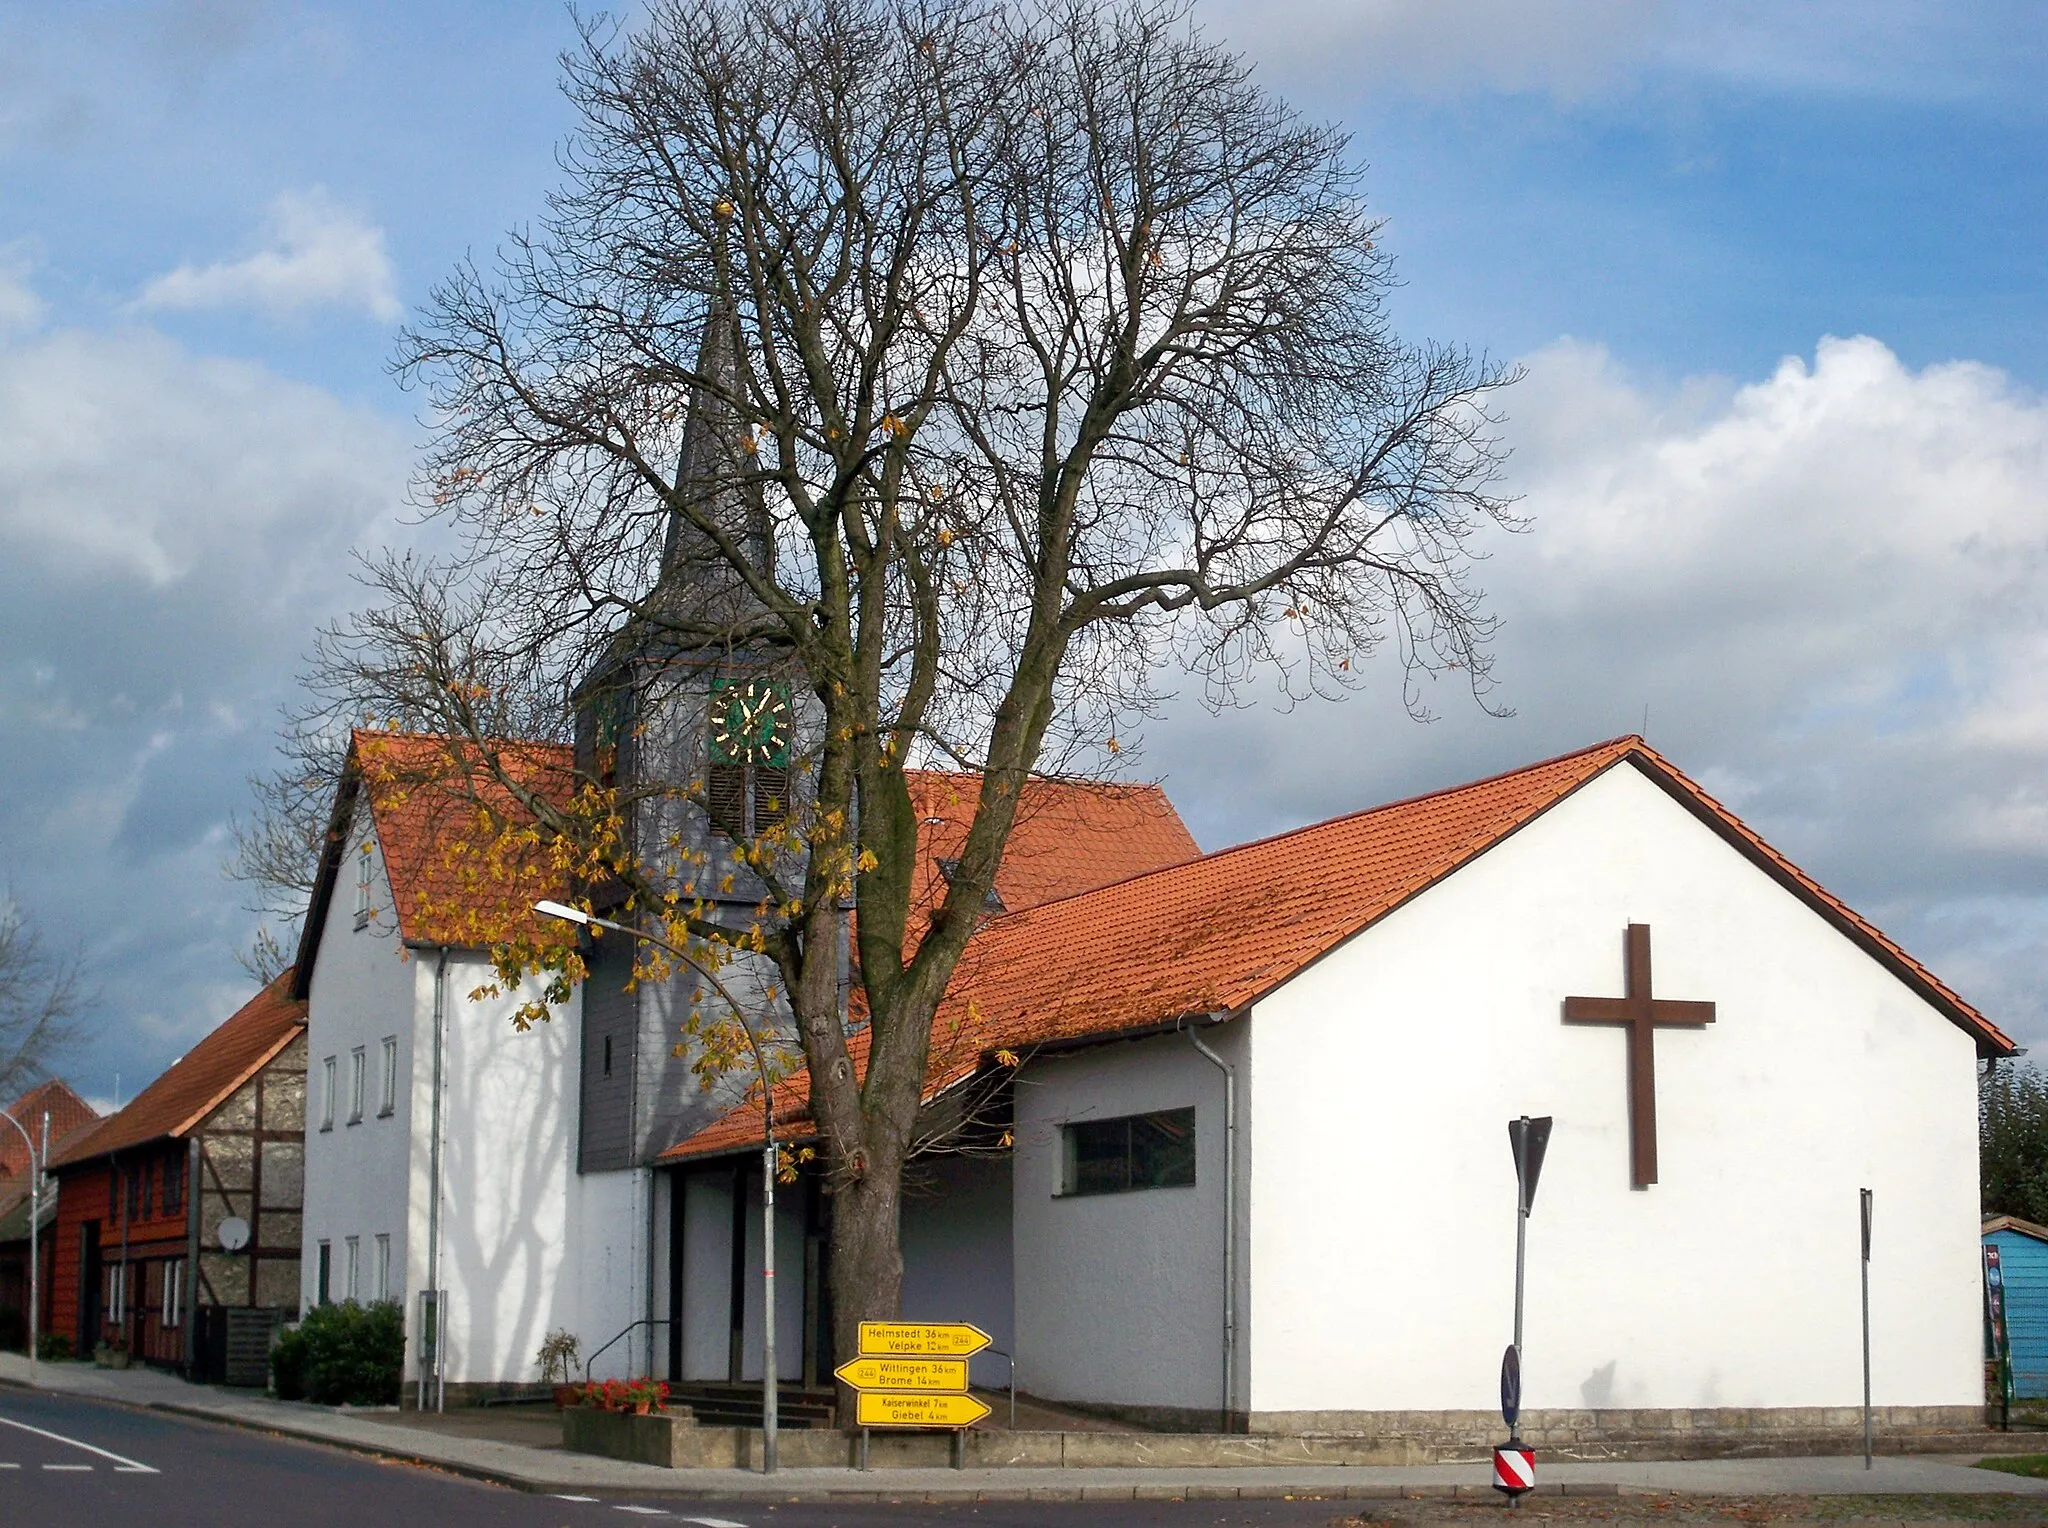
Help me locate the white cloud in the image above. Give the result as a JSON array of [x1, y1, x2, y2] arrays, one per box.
[[1194, 0, 2043, 108], [0, 314, 414, 1079], [136, 187, 401, 322], [1147, 334, 2048, 1042], [1197, 0, 1657, 101]]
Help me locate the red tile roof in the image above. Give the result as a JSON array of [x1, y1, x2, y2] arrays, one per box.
[[51, 974, 306, 1168], [0, 1080, 99, 1178], [903, 769, 1199, 924], [665, 736, 2012, 1161], [352, 730, 581, 948]]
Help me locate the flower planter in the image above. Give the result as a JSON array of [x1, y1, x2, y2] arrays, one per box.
[[553, 1385, 578, 1410]]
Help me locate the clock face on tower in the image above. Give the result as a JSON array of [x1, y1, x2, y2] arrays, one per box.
[[709, 678, 791, 767]]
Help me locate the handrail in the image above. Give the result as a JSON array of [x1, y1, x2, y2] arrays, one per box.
[[981, 1346, 1018, 1430], [583, 1317, 672, 1383]]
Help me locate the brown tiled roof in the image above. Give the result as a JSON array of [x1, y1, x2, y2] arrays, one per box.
[[903, 771, 1199, 921], [665, 736, 2012, 1160], [353, 730, 580, 947], [51, 973, 305, 1169], [0, 1080, 99, 1178]]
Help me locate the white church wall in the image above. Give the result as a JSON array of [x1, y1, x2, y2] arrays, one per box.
[[1013, 1028, 1242, 1414], [900, 1153, 1015, 1390], [430, 952, 643, 1387], [1245, 761, 1984, 1419], [299, 809, 419, 1322]]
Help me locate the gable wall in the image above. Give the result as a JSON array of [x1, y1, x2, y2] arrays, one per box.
[[1245, 762, 1982, 1416], [302, 799, 421, 1314]]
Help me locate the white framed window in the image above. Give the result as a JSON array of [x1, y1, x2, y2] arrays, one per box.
[[354, 840, 373, 929], [344, 1236, 360, 1303], [316, 1240, 331, 1305], [105, 1262, 126, 1324], [320, 1056, 336, 1131], [375, 1233, 392, 1302], [162, 1259, 183, 1328], [379, 1036, 398, 1117], [348, 1047, 366, 1124]]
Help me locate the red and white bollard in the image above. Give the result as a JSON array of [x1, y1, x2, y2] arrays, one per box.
[[1492, 1442, 1535, 1500]]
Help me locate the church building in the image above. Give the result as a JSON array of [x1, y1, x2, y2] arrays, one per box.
[[664, 736, 2008, 1441], [286, 304, 2004, 1440]]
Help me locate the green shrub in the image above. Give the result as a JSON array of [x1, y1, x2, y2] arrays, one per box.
[[35, 1332, 70, 1362], [271, 1323, 310, 1400], [272, 1301, 404, 1406]]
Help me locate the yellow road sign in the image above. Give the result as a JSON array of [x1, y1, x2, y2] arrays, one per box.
[[833, 1356, 970, 1392], [856, 1321, 991, 1358], [855, 1391, 992, 1429]]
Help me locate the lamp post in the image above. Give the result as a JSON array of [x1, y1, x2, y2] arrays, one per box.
[[0, 1106, 46, 1386], [536, 900, 783, 1474]]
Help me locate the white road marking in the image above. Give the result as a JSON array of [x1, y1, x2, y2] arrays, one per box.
[[612, 1510, 669, 1518], [680, 1518, 749, 1527], [0, 1462, 17, 1469], [0, 1415, 159, 1474], [551, 1495, 601, 1502]]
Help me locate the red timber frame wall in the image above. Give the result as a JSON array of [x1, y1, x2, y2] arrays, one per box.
[[49, 1036, 308, 1365]]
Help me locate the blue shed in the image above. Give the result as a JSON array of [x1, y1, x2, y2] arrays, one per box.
[[1984, 1217, 2048, 1398]]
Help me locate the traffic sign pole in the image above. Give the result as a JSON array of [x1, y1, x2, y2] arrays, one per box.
[[1502, 1116, 1552, 1505]]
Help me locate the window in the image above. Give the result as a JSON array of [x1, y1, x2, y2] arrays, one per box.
[[316, 1241, 331, 1306], [348, 1047, 366, 1124], [163, 1153, 183, 1217], [379, 1036, 398, 1117], [321, 1056, 336, 1130], [354, 841, 372, 929], [602, 1033, 613, 1078], [344, 1236, 360, 1302], [126, 1163, 146, 1221], [105, 1262, 126, 1324], [375, 1234, 392, 1302], [162, 1259, 183, 1328], [1060, 1107, 1197, 1196]]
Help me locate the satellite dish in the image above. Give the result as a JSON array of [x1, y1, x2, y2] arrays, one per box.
[[216, 1216, 251, 1252]]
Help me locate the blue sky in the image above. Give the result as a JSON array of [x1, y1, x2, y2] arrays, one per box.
[[2, 0, 2045, 1103]]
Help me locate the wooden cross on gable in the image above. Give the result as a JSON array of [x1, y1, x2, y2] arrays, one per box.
[[1564, 924, 1715, 1187]]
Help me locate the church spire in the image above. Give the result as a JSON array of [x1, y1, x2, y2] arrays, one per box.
[[653, 296, 773, 623]]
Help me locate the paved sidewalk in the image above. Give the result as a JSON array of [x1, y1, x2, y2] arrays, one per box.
[[4, 1354, 2048, 1502]]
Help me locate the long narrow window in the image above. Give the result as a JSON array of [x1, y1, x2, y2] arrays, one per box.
[[162, 1259, 183, 1328], [316, 1241, 331, 1306], [354, 841, 372, 930], [162, 1154, 183, 1217], [321, 1057, 336, 1131], [344, 1236, 360, 1303], [348, 1047, 366, 1125], [379, 1036, 398, 1117], [375, 1234, 392, 1303], [1060, 1107, 1197, 1196]]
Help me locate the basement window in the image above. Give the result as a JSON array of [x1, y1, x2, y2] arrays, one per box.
[[1059, 1107, 1196, 1197]]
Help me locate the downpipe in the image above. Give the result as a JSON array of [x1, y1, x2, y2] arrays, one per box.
[[1181, 1013, 1237, 1432]]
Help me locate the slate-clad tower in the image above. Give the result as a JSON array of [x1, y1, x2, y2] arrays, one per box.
[[572, 300, 803, 1171]]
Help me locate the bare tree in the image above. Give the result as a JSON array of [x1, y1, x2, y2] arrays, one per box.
[[266, 0, 1518, 1364], [0, 901, 85, 1101]]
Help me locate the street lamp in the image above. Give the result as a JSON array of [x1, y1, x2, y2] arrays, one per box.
[[535, 900, 784, 1474], [0, 1107, 48, 1387]]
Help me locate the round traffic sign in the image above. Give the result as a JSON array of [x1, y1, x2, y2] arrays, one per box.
[[1500, 1343, 1521, 1428]]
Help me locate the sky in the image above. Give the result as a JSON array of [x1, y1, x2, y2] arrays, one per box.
[[0, 0, 2044, 1104]]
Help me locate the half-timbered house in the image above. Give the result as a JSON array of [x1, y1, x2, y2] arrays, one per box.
[[50, 974, 307, 1379]]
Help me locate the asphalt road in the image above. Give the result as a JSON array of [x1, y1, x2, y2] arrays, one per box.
[[0, 1389, 1350, 1528]]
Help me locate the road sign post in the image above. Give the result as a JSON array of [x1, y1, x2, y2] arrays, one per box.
[[839, 1322, 992, 1471], [1860, 1187, 1873, 1471], [1499, 1116, 1552, 1505]]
